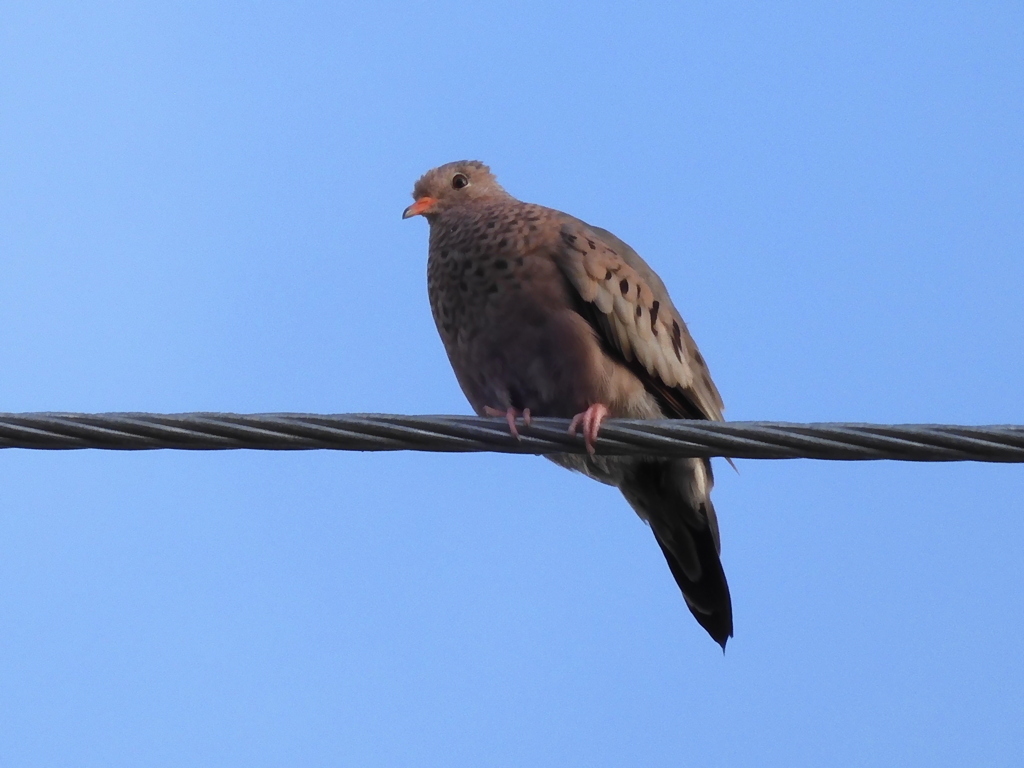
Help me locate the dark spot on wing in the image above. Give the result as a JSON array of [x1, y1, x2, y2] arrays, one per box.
[[671, 320, 683, 361], [619, 279, 629, 296], [495, 259, 508, 270], [650, 301, 660, 335]]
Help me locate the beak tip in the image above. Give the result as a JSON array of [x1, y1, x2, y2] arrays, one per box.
[[402, 196, 437, 220]]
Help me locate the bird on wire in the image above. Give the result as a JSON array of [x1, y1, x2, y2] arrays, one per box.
[[404, 161, 733, 648]]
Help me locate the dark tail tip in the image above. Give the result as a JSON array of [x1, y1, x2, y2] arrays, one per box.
[[654, 532, 734, 648], [713, 625, 731, 652], [694, 603, 733, 651]]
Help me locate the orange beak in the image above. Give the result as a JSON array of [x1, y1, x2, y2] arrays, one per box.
[[402, 196, 437, 219]]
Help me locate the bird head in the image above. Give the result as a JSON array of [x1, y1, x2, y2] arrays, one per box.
[[403, 160, 509, 221]]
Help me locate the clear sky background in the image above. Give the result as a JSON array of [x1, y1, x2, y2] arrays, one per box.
[[1, 2, 1022, 765]]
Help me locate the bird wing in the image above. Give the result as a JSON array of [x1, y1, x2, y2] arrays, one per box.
[[553, 218, 724, 422]]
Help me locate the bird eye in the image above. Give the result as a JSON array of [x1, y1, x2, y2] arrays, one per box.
[[451, 173, 469, 190]]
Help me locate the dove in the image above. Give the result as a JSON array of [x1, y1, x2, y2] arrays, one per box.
[[404, 161, 733, 648]]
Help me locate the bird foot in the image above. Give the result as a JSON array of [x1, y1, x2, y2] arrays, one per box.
[[567, 403, 609, 456], [484, 406, 532, 440]]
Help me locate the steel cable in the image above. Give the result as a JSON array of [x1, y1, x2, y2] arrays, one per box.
[[0, 412, 1022, 461]]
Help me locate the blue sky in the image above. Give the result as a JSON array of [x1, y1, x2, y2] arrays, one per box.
[[1, 2, 1022, 765]]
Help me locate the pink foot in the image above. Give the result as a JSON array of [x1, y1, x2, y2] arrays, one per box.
[[484, 406, 532, 440], [567, 403, 609, 456]]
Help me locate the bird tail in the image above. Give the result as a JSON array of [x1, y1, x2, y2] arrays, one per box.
[[618, 458, 734, 649]]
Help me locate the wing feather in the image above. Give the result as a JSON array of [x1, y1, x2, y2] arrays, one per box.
[[554, 219, 724, 422]]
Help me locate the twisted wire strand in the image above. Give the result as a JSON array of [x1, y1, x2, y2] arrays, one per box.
[[0, 412, 1023, 462]]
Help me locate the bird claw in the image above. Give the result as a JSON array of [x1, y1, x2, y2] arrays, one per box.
[[567, 403, 609, 456], [484, 406, 532, 440]]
